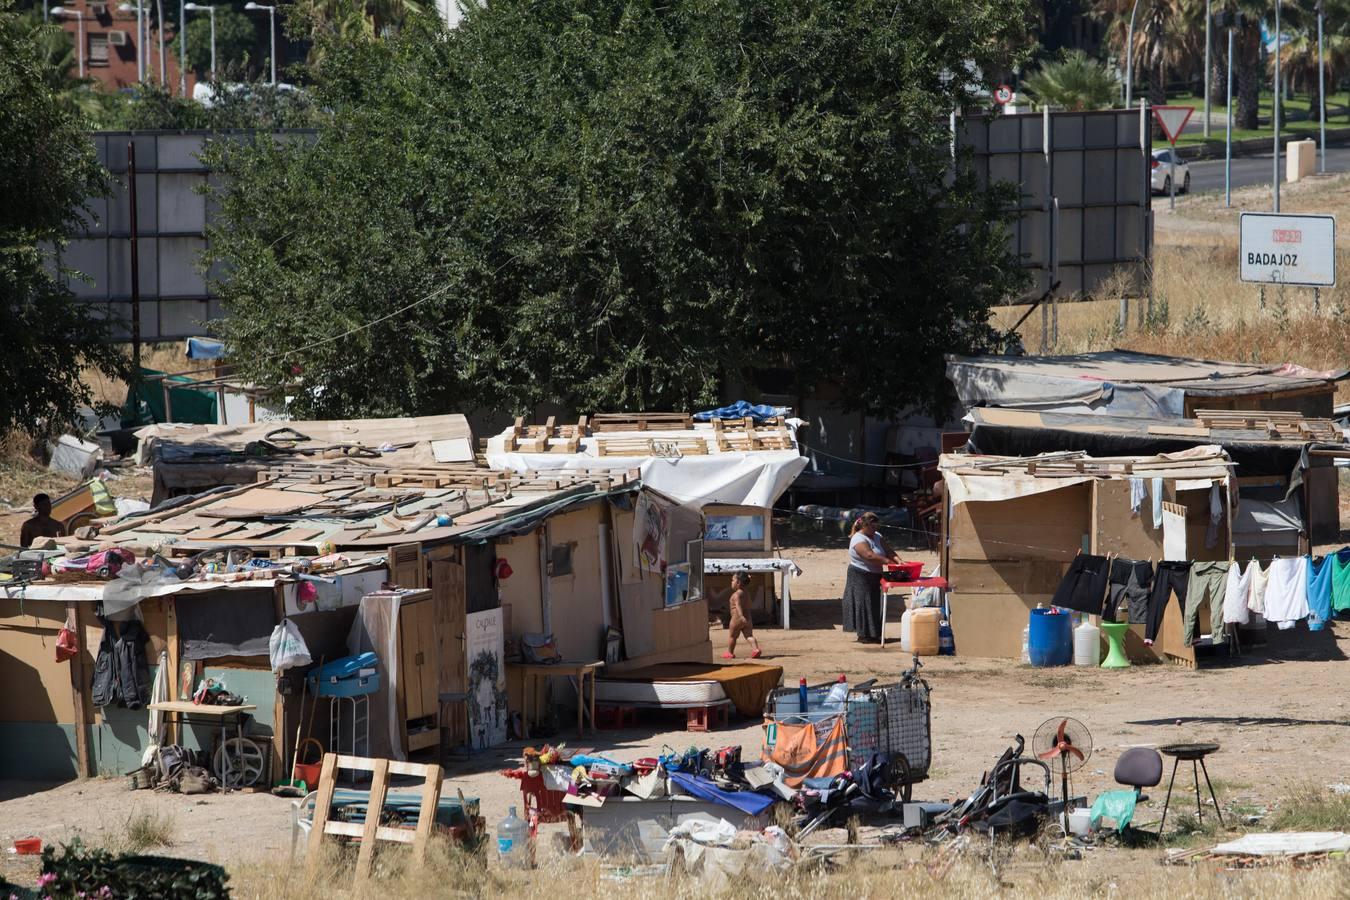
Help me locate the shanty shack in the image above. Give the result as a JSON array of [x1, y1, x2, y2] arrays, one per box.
[[135, 414, 477, 504], [940, 447, 1237, 667], [485, 411, 807, 623], [960, 407, 1347, 549], [947, 350, 1345, 419], [0, 462, 708, 781]]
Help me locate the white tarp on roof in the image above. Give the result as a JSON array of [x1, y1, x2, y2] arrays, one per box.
[[486, 430, 806, 508]]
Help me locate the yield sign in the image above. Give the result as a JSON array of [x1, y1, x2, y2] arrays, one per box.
[[1152, 105, 1194, 144]]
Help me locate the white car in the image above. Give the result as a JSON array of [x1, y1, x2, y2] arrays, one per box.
[[1151, 148, 1190, 195]]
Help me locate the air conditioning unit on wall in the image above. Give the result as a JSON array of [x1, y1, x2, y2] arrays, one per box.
[[107, 29, 129, 45]]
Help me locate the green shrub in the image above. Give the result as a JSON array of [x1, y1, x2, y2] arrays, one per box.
[[40, 841, 230, 899]]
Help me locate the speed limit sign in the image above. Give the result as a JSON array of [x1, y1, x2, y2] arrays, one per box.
[[994, 84, 1014, 106]]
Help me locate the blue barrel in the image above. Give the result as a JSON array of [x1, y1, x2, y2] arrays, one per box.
[[1027, 608, 1073, 667]]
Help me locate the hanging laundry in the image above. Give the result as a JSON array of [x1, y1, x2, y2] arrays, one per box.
[[1263, 557, 1309, 629], [1151, 477, 1164, 529], [1247, 559, 1269, 617], [1051, 554, 1110, 616], [1331, 548, 1350, 614], [1223, 561, 1252, 626], [1306, 556, 1334, 632], [1107, 557, 1154, 624], [1129, 478, 1147, 516], [1185, 561, 1229, 646], [1144, 561, 1191, 644]]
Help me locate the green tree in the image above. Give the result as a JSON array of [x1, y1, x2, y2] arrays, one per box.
[[204, 0, 1029, 420], [1023, 49, 1122, 109], [0, 3, 128, 435], [184, 5, 260, 79]]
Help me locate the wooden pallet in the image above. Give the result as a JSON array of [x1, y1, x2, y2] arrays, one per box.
[[1193, 409, 1342, 442], [595, 436, 710, 457], [589, 412, 693, 432], [306, 753, 444, 883]]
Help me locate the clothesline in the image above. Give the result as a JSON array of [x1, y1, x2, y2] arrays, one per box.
[[1049, 549, 1350, 651]]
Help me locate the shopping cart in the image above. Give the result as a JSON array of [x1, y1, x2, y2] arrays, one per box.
[[763, 657, 932, 802]]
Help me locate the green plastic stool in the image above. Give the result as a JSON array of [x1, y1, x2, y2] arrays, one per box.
[[1100, 621, 1131, 668]]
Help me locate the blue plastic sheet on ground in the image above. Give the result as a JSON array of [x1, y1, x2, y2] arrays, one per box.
[[692, 401, 785, 423], [668, 771, 776, 817]]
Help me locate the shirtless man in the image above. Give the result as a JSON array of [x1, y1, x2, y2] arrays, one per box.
[[715, 572, 762, 660], [20, 494, 63, 548]]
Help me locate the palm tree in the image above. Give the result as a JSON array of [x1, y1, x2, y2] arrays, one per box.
[[295, 0, 427, 53], [1023, 50, 1123, 109], [1095, 0, 1201, 104]]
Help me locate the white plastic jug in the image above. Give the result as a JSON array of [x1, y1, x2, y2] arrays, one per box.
[[1073, 618, 1101, 667], [900, 609, 914, 652]]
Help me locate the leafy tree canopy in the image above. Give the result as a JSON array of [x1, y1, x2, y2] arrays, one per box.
[[205, 0, 1029, 419], [0, 2, 128, 436]]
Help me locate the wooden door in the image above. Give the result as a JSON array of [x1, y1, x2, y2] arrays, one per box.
[[432, 558, 468, 746], [389, 543, 426, 589], [399, 598, 436, 721]]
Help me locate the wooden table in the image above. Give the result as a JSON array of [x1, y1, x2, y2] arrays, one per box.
[[509, 661, 604, 739], [148, 700, 258, 787]]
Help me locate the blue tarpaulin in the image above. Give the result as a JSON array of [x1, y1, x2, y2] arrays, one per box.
[[668, 771, 776, 816], [185, 337, 227, 360], [693, 401, 786, 423]]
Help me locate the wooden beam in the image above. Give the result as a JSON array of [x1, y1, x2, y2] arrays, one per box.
[[66, 601, 91, 779]]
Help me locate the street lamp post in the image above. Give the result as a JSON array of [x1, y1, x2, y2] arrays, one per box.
[[178, 0, 187, 95], [244, 2, 277, 86], [185, 3, 215, 79], [1273, 0, 1282, 212], [116, 1, 144, 81], [1204, 0, 1212, 139], [51, 6, 85, 79], [1318, 0, 1326, 174], [1125, 0, 1142, 107]]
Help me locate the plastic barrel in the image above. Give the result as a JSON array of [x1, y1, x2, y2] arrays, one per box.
[[910, 608, 942, 656], [1027, 608, 1072, 666]]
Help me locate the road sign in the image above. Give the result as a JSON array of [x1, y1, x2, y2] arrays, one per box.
[[1152, 105, 1194, 144], [1239, 212, 1337, 286], [994, 84, 1014, 106]]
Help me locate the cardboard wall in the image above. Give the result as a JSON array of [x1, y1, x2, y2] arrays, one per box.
[[947, 483, 1090, 659], [0, 599, 74, 725], [496, 531, 543, 639]]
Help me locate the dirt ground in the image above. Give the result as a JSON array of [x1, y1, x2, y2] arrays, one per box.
[[4, 527, 1350, 893]]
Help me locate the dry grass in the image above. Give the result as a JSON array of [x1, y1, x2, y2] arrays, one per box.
[[996, 177, 1350, 404], [223, 838, 1350, 899], [80, 342, 188, 413], [119, 810, 177, 852], [1267, 785, 1350, 833], [0, 431, 79, 510]]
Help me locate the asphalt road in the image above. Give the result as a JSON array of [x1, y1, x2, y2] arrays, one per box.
[[1186, 146, 1350, 194]]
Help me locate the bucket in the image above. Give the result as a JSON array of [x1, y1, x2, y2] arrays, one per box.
[[910, 608, 942, 656], [293, 738, 324, 789], [1027, 608, 1072, 667], [14, 838, 41, 855]]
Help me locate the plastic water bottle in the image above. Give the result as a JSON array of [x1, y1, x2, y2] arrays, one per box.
[[798, 677, 809, 713], [825, 674, 848, 709], [1020, 625, 1031, 664], [497, 805, 529, 869]]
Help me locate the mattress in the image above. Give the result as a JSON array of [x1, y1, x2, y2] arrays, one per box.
[[597, 661, 784, 716], [595, 678, 728, 706]]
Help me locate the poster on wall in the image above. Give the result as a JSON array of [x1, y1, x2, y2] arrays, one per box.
[[466, 609, 509, 749], [633, 492, 671, 573], [704, 514, 765, 544]]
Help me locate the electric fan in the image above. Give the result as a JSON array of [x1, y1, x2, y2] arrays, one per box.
[[1032, 717, 1093, 832]]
